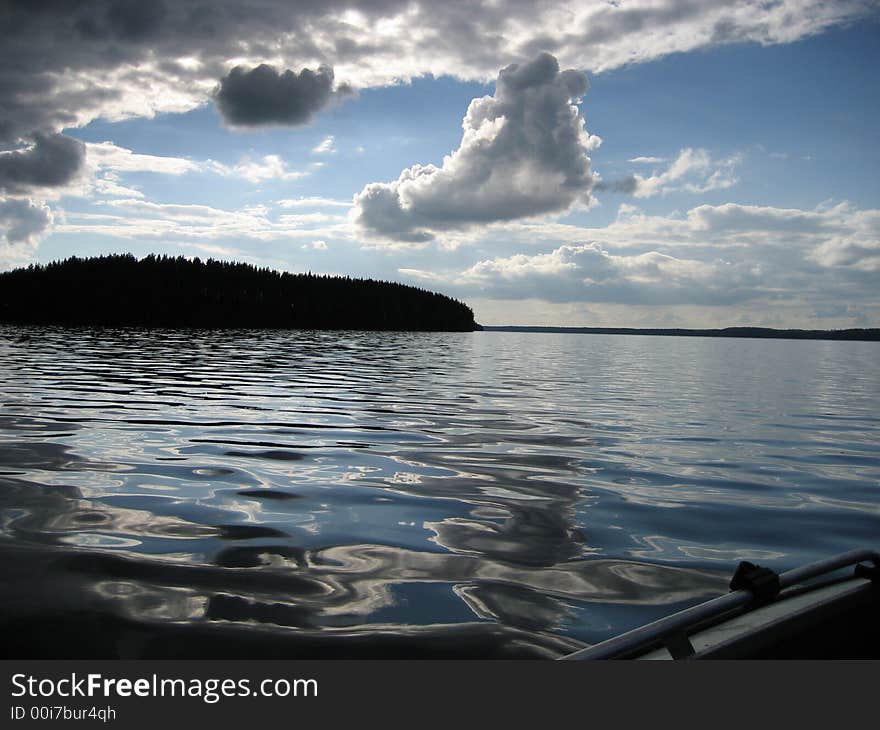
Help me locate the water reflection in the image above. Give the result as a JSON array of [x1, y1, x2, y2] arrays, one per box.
[[1, 326, 878, 657]]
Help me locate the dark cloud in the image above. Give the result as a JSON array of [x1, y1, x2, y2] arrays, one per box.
[[0, 1, 865, 145], [0, 133, 86, 194], [595, 176, 639, 194], [0, 0, 868, 158], [214, 63, 350, 128], [0, 196, 52, 245], [75, 0, 167, 42]]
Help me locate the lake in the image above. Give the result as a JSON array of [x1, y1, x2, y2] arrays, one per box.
[[1, 326, 878, 658]]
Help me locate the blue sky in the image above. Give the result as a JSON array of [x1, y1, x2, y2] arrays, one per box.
[[1, 1, 878, 327]]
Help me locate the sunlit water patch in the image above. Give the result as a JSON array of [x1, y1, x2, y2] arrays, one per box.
[[0, 327, 877, 657]]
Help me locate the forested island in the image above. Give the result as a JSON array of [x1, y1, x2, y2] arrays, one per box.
[[0, 255, 477, 331]]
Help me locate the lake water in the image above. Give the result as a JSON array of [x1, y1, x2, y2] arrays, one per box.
[[1, 326, 878, 658]]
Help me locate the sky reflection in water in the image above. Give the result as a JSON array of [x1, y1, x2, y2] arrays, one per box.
[[0, 327, 878, 657]]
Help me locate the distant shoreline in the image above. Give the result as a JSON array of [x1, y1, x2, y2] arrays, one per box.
[[479, 325, 880, 342]]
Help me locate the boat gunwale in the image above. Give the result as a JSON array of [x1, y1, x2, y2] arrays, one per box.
[[558, 548, 880, 660]]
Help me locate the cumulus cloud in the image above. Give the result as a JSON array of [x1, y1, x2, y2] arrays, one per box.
[[353, 53, 599, 243], [214, 64, 350, 128], [0, 134, 86, 194]]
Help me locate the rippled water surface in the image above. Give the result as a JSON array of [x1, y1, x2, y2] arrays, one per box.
[[1, 327, 878, 658]]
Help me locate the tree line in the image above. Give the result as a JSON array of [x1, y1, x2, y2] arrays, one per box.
[[0, 254, 477, 332]]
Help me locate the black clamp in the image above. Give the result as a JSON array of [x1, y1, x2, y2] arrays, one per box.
[[729, 561, 781, 602], [854, 563, 880, 582]]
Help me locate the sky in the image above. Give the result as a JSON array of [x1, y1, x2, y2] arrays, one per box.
[[1, 0, 878, 328]]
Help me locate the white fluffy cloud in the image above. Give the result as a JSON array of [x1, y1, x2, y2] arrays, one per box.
[[353, 53, 599, 243]]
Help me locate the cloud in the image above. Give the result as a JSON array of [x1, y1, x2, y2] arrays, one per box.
[[808, 206, 880, 271], [57, 196, 352, 243], [811, 302, 869, 325], [686, 202, 828, 234], [214, 64, 350, 128], [93, 174, 145, 199], [396, 198, 880, 316], [0, 197, 53, 245], [86, 141, 201, 176], [0, 1, 869, 155], [601, 148, 741, 199], [302, 240, 328, 251], [312, 136, 336, 155], [0, 196, 53, 270], [419, 242, 762, 305], [75, 0, 169, 43], [278, 212, 340, 226], [86, 142, 306, 186], [0, 0, 868, 235], [0, 134, 86, 194], [594, 176, 640, 195], [353, 53, 599, 243], [629, 156, 667, 164], [277, 196, 352, 209], [498, 199, 879, 267], [207, 154, 307, 184]]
